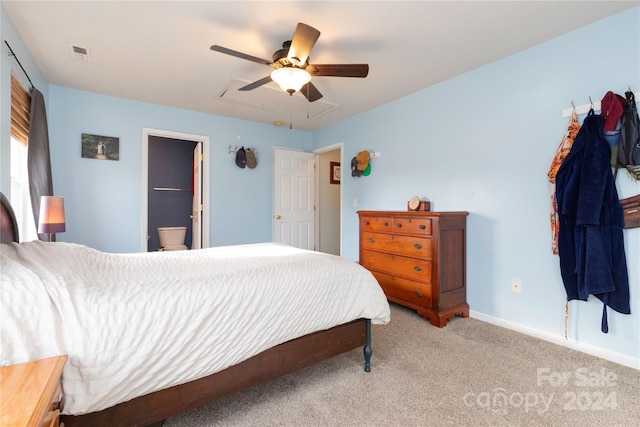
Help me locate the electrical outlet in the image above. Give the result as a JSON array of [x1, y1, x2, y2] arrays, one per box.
[[352, 198, 358, 208], [511, 278, 522, 294]]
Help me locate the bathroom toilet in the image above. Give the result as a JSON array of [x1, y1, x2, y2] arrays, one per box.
[[157, 227, 188, 251]]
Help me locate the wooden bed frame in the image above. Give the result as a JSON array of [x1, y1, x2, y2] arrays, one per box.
[[0, 192, 373, 427]]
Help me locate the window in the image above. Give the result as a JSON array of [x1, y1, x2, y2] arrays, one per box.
[[10, 73, 37, 241]]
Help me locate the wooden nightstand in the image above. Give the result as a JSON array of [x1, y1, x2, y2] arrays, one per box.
[[0, 355, 67, 427]]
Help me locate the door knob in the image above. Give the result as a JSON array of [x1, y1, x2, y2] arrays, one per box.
[[275, 214, 282, 219]]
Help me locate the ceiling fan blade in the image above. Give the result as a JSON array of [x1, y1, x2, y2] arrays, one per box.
[[210, 45, 272, 66], [300, 82, 323, 102], [238, 75, 273, 91], [306, 64, 369, 78], [287, 23, 320, 66]]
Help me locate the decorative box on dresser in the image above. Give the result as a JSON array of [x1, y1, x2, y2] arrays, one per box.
[[358, 210, 469, 327], [0, 355, 67, 427]]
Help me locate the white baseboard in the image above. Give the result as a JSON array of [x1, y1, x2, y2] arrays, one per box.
[[469, 310, 640, 371]]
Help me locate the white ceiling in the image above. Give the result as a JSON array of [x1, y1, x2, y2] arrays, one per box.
[[4, 1, 637, 131]]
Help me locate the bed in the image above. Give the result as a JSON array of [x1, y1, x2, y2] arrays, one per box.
[[0, 193, 390, 426]]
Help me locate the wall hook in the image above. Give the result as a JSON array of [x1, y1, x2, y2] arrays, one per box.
[[228, 145, 238, 154], [589, 96, 594, 109]]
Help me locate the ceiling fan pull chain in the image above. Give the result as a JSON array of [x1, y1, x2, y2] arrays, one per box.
[[289, 94, 294, 130]]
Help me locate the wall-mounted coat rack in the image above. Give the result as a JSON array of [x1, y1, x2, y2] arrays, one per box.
[[561, 90, 640, 118]]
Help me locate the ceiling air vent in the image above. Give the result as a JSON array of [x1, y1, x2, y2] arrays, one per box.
[[68, 43, 91, 62]]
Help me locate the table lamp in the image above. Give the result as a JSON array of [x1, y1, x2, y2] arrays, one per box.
[[38, 196, 65, 242]]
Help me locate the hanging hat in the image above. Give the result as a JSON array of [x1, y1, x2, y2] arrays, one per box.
[[356, 150, 370, 171], [362, 162, 371, 176], [351, 156, 361, 177], [600, 91, 625, 131], [246, 148, 258, 169], [235, 147, 246, 168]]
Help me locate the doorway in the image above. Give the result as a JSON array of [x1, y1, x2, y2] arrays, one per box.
[[314, 144, 342, 256], [141, 128, 210, 252], [147, 136, 196, 251]]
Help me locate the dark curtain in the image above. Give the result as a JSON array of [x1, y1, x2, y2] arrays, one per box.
[[27, 88, 54, 241]]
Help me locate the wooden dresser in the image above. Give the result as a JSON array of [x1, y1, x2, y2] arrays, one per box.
[[0, 355, 67, 427], [358, 210, 469, 327]]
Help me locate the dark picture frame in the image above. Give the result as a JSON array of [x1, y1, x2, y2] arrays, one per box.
[[81, 133, 120, 161], [330, 162, 341, 184]]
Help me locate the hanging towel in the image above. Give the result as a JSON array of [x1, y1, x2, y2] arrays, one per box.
[[548, 109, 580, 254]]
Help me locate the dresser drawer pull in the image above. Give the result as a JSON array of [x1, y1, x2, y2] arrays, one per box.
[[419, 224, 426, 230], [414, 243, 422, 250], [368, 238, 375, 243], [414, 266, 422, 272], [383, 221, 389, 227], [364, 221, 370, 225], [396, 223, 402, 228], [415, 290, 423, 298]]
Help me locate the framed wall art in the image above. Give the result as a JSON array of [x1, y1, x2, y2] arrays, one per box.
[[81, 133, 120, 161], [330, 162, 341, 184]]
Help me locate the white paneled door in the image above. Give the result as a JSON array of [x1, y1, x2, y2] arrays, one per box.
[[273, 148, 315, 250]]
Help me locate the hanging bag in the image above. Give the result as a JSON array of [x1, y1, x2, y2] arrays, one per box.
[[617, 90, 640, 180]]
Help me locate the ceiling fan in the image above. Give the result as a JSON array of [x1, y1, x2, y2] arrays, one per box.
[[210, 22, 369, 102]]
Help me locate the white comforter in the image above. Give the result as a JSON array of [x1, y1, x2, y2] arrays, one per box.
[[0, 241, 390, 415]]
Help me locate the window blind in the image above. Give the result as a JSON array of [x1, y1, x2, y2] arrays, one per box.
[[11, 73, 31, 146]]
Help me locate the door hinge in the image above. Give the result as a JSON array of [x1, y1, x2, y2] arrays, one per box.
[[199, 204, 203, 211], [199, 153, 203, 161]]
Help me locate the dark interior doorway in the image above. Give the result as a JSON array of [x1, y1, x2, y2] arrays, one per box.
[[148, 136, 197, 251]]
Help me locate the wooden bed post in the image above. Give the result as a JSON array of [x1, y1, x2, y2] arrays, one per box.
[[364, 319, 372, 372]]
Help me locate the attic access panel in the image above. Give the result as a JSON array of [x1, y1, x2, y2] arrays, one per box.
[[220, 78, 339, 120]]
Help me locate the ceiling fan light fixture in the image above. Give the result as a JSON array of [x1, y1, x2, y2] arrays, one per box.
[[271, 67, 311, 94]]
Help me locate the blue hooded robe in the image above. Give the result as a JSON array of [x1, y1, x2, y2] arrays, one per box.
[[555, 110, 630, 333]]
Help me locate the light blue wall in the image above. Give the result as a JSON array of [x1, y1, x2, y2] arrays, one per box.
[[313, 7, 640, 364], [47, 86, 312, 252]]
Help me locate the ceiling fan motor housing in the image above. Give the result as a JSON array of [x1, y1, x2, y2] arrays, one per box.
[[272, 42, 309, 69]]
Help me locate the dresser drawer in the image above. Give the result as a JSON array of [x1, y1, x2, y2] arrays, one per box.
[[371, 271, 432, 308], [41, 408, 60, 427], [361, 232, 432, 258], [392, 217, 432, 235], [361, 250, 432, 282], [360, 215, 393, 233]]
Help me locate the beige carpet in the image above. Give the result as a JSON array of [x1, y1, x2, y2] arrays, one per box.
[[165, 304, 640, 426]]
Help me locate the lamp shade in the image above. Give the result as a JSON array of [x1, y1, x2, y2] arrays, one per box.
[[270, 67, 311, 94], [38, 196, 66, 234]]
